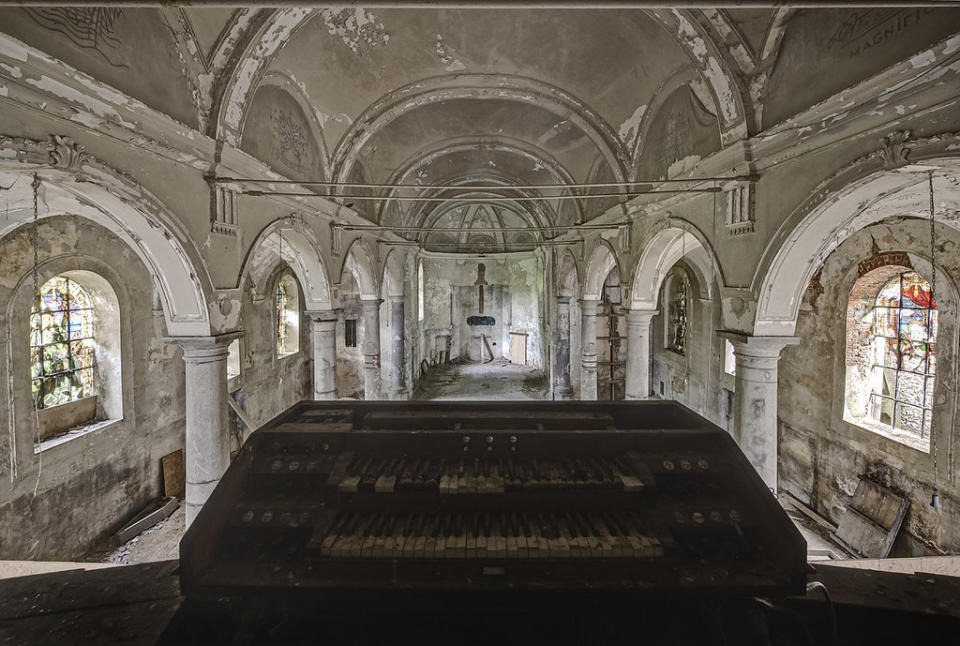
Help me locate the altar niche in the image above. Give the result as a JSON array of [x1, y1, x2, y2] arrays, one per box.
[[454, 283, 507, 363]]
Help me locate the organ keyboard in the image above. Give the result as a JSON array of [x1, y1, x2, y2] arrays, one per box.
[[180, 401, 806, 601]]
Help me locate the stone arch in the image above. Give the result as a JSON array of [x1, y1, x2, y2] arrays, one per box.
[[330, 74, 630, 187], [647, 9, 750, 143], [255, 70, 333, 179], [380, 248, 406, 299], [0, 168, 211, 337], [240, 216, 333, 311], [341, 238, 379, 300], [213, 7, 315, 145], [379, 136, 582, 227], [556, 249, 581, 298], [629, 221, 721, 311], [583, 240, 621, 301], [753, 157, 960, 336]]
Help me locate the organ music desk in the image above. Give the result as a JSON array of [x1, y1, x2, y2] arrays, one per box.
[[170, 400, 807, 644]]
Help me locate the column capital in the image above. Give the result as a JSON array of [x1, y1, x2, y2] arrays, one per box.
[[164, 332, 240, 361], [556, 294, 572, 305], [304, 309, 339, 322], [626, 308, 659, 326], [360, 297, 384, 310], [719, 332, 800, 358], [579, 298, 600, 314]]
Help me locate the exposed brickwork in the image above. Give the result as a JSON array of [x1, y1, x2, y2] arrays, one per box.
[[858, 251, 912, 277]]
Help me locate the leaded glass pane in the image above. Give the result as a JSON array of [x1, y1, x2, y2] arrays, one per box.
[[899, 340, 928, 374], [875, 307, 896, 337], [895, 372, 925, 406], [897, 404, 923, 434], [29, 276, 97, 410], [868, 272, 937, 439]]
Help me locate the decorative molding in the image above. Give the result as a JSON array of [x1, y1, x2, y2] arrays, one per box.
[[881, 130, 912, 170], [0, 134, 88, 174], [210, 183, 239, 236], [47, 135, 90, 173], [723, 178, 755, 237]]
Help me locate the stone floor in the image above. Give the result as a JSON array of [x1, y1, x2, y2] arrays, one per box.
[[413, 359, 549, 400], [82, 505, 185, 566]]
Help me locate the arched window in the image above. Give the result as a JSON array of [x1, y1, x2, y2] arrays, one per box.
[[417, 262, 424, 323], [845, 268, 937, 448], [868, 271, 937, 437], [30, 276, 96, 410], [276, 274, 300, 356], [667, 272, 689, 355]]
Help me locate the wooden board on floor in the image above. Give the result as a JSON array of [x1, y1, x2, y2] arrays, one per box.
[[161, 450, 185, 499], [833, 478, 909, 558], [510, 330, 527, 365]]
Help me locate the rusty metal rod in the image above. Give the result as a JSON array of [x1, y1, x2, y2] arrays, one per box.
[[7, 2, 956, 8], [343, 222, 625, 232], [244, 188, 721, 200], [215, 175, 751, 190]]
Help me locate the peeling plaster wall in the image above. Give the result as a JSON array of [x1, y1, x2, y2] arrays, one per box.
[[240, 85, 325, 185], [778, 220, 960, 554], [650, 266, 734, 432], [0, 217, 185, 560], [635, 85, 721, 181], [0, 8, 201, 128], [763, 8, 960, 128], [420, 256, 546, 370], [336, 291, 364, 399], [228, 273, 311, 443]]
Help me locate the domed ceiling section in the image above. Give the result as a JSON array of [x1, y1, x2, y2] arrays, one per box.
[[270, 9, 694, 156], [251, 8, 711, 229]]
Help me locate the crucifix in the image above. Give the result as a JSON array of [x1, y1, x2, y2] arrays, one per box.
[[474, 262, 488, 313]]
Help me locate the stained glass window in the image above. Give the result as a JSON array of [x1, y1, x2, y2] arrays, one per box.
[[669, 274, 688, 355], [30, 276, 96, 410], [276, 275, 299, 356], [868, 272, 937, 437]]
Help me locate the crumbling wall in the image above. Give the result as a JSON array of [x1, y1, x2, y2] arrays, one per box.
[[0, 217, 185, 560], [0, 7, 201, 128], [229, 271, 311, 443], [420, 255, 546, 369], [650, 264, 734, 432], [778, 220, 960, 554], [762, 8, 960, 128]]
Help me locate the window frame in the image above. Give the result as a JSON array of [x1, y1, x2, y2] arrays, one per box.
[[867, 271, 937, 439], [30, 275, 97, 412]]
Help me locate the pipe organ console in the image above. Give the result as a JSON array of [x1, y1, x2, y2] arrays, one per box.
[[180, 401, 806, 604]]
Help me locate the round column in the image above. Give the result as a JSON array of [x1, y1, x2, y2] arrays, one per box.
[[308, 310, 338, 400], [361, 298, 382, 400], [625, 309, 658, 400], [554, 296, 574, 400], [178, 339, 230, 526], [389, 297, 406, 398], [726, 334, 799, 493], [580, 298, 599, 401]]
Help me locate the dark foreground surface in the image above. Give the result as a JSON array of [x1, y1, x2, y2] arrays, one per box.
[[2, 559, 960, 645]]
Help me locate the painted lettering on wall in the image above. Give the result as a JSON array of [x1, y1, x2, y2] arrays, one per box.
[[829, 8, 936, 58], [25, 8, 127, 68]]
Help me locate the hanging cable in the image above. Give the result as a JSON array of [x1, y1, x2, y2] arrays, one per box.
[[928, 170, 940, 510], [30, 174, 43, 498]]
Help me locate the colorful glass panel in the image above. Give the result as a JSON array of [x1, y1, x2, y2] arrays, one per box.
[[669, 274, 688, 355], [29, 276, 96, 410], [276, 281, 288, 355], [870, 272, 936, 437]]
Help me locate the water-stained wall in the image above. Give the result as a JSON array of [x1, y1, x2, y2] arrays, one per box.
[[0, 218, 185, 560], [778, 220, 960, 554]]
